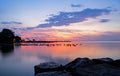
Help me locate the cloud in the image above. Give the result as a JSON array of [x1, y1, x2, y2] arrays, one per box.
[[79, 32, 120, 41], [71, 4, 82, 8], [0, 21, 22, 25], [17, 27, 120, 41], [0, 21, 23, 29], [99, 19, 110, 23], [37, 8, 111, 28]]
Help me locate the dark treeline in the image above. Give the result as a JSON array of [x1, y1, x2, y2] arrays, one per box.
[[24, 40, 71, 43], [0, 28, 21, 44], [0, 28, 71, 44]]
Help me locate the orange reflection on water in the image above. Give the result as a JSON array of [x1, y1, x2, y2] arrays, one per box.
[[20, 42, 120, 61]]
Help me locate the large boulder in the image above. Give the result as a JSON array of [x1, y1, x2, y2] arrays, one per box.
[[65, 58, 120, 76], [112, 59, 120, 67], [36, 71, 72, 76], [34, 62, 64, 74], [72, 63, 120, 76], [65, 58, 92, 69], [34, 58, 120, 76], [92, 58, 114, 64]]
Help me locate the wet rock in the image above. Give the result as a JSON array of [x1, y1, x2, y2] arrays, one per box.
[[92, 58, 114, 64], [36, 71, 72, 76], [112, 59, 120, 67], [34, 58, 120, 76], [65, 58, 91, 69], [72, 63, 120, 76], [34, 62, 64, 74]]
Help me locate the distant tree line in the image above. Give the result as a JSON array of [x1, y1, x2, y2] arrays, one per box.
[[0, 29, 21, 44]]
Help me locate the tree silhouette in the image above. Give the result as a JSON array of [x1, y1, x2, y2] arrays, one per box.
[[14, 36, 21, 42], [0, 29, 15, 44]]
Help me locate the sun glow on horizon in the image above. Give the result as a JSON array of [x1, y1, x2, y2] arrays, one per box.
[[20, 28, 106, 41]]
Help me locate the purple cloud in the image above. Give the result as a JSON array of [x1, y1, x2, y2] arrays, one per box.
[[1, 21, 22, 25], [79, 32, 120, 41], [71, 4, 82, 7], [37, 8, 111, 28], [99, 19, 110, 23]]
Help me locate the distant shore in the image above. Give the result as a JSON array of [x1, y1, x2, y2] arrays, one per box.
[[22, 40, 71, 43]]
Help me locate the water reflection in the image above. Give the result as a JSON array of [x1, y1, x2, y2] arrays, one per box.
[[0, 44, 14, 57], [0, 42, 120, 76], [20, 42, 120, 60], [21, 43, 82, 47]]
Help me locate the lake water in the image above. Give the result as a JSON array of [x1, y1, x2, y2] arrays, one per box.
[[0, 41, 120, 76]]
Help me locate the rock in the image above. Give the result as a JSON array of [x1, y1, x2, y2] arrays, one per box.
[[34, 58, 120, 76], [112, 59, 120, 67], [36, 71, 72, 76], [34, 62, 64, 74], [65, 58, 91, 69], [65, 58, 120, 76], [92, 58, 114, 64], [72, 63, 120, 76]]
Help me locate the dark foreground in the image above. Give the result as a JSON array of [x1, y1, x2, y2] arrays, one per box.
[[34, 58, 120, 76]]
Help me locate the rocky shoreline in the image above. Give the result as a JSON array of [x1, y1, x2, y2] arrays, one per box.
[[34, 58, 120, 76]]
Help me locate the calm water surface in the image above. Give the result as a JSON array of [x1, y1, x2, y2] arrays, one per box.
[[0, 41, 120, 76]]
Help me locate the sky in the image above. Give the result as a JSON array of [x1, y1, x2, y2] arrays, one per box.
[[0, 0, 120, 41]]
